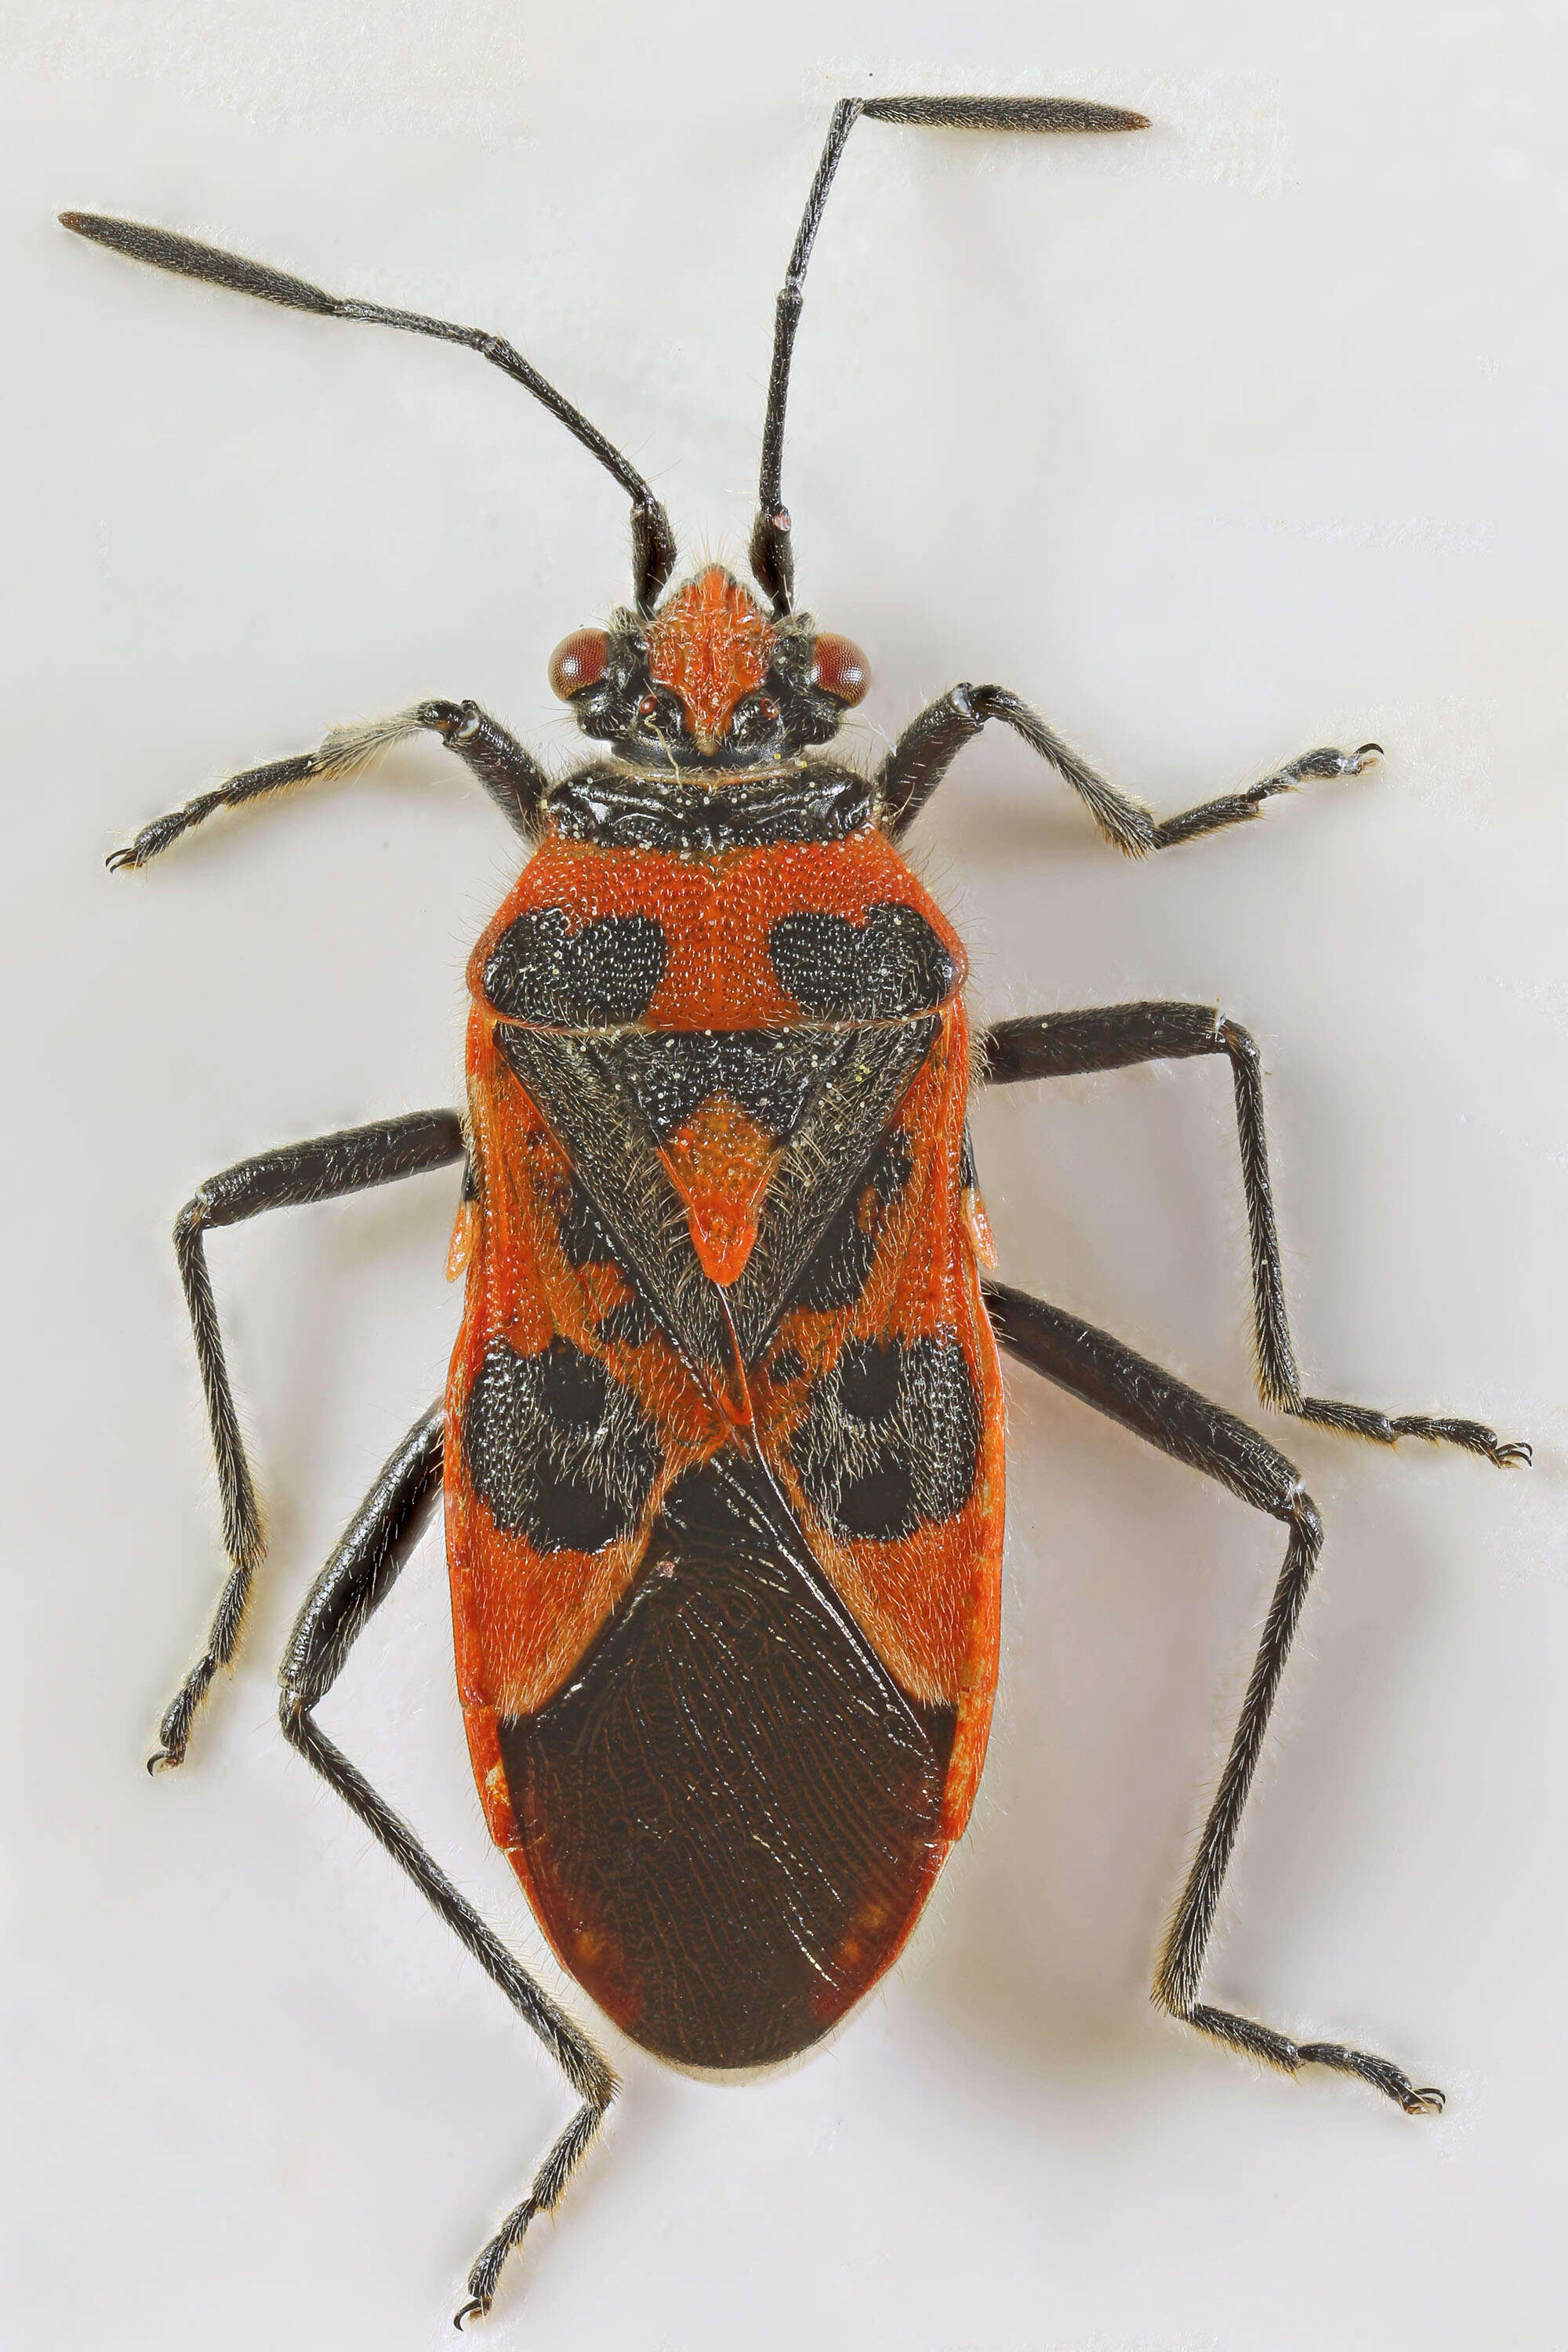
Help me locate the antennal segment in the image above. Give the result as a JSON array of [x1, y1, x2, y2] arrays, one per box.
[[748, 95, 1149, 615], [60, 211, 678, 612]]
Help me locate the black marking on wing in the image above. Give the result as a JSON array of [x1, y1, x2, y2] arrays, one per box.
[[485, 907, 667, 1025], [546, 1173, 663, 1348], [727, 1019, 936, 1363], [463, 1335, 662, 1553], [596, 1295, 660, 1349], [497, 1024, 729, 1370], [769, 904, 957, 1018], [496, 1450, 955, 2067], [791, 1330, 981, 1541], [786, 1129, 914, 1315], [557, 1175, 619, 1267]]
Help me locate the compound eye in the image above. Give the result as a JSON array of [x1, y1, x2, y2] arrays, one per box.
[[548, 628, 609, 699], [809, 633, 870, 706]]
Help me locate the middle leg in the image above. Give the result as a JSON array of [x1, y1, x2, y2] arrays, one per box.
[[980, 1001, 1530, 1465], [155, 1108, 467, 1769], [985, 1277, 1443, 2112]]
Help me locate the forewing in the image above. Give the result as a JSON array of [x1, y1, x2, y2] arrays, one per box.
[[748, 1004, 1007, 1833]]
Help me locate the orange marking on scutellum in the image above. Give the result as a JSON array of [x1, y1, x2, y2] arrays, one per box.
[[645, 565, 775, 753], [657, 1096, 779, 1286]]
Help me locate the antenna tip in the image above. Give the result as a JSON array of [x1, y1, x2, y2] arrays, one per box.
[[60, 210, 121, 243], [861, 96, 1151, 135]]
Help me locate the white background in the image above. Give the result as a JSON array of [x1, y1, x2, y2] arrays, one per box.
[[3, 5, 1564, 2348]]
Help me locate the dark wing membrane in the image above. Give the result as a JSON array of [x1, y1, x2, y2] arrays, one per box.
[[495, 1015, 938, 1373], [496, 1448, 955, 2066]]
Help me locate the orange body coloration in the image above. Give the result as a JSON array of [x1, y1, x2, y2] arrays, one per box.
[[443, 806, 1006, 2056], [645, 564, 775, 750], [659, 1094, 779, 1285]]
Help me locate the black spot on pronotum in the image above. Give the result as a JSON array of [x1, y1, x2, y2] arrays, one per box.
[[768, 903, 957, 1018], [463, 1335, 661, 1554], [790, 1330, 981, 1542], [485, 907, 668, 1026]]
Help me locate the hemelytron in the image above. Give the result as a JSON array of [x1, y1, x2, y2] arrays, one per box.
[[66, 91, 1529, 2325]]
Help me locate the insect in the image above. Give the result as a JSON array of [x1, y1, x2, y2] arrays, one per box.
[[67, 93, 1530, 2324]]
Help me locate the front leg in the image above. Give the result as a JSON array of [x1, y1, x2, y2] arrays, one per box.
[[876, 681, 1381, 851], [985, 1282, 1443, 2114], [108, 698, 546, 869]]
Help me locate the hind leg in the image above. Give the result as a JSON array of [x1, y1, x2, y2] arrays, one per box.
[[986, 1279, 1443, 2111], [276, 1402, 616, 2323]]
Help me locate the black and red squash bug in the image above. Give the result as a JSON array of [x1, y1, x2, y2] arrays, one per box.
[[65, 93, 1530, 2324]]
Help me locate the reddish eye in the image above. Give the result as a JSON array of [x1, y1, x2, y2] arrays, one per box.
[[547, 628, 608, 699], [809, 633, 870, 706]]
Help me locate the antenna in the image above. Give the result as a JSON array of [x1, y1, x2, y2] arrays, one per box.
[[750, 95, 1149, 613], [60, 210, 679, 612]]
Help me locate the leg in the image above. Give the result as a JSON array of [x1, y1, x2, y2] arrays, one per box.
[[980, 1002, 1530, 1465], [748, 95, 1147, 609], [107, 698, 547, 869], [877, 681, 1381, 852], [984, 1278, 1443, 2113], [153, 1109, 466, 1769], [277, 1405, 615, 2323]]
